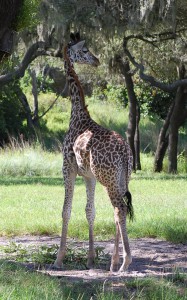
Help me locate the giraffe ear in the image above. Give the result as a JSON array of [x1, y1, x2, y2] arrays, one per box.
[[70, 33, 76, 41], [75, 32, 81, 42], [71, 40, 85, 52]]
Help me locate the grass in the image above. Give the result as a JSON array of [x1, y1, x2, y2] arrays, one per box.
[[0, 170, 186, 243], [0, 144, 62, 177], [0, 260, 186, 299], [2, 242, 109, 269], [0, 146, 187, 300], [0, 145, 186, 243], [0, 260, 65, 300]]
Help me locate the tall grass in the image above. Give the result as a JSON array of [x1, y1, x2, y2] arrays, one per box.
[[0, 142, 62, 177], [0, 143, 186, 177]]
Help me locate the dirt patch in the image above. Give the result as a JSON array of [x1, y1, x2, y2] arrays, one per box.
[[0, 236, 186, 282]]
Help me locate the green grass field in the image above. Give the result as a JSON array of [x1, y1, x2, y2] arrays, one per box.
[[0, 169, 187, 243], [0, 145, 187, 242], [0, 97, 187, 299]]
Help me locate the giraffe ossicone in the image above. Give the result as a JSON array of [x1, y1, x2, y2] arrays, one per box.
[[54, 33, 133, 272]]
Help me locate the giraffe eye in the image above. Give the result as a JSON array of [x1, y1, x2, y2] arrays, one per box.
[[82, 47, 88, 53]]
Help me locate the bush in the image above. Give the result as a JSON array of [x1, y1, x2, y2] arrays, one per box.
[[93, 81, 174, 120], [134, 81, 175, 120], [0, 81, 26, 145]]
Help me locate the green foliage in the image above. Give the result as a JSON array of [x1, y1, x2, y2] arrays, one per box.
[[3, 242, 109, 270], [127, 275, 187, 300], [102, 84, 128, 109], [37, 73, 54, 94], [134, 81, 175, 120], [0, 143, 62, 177], [20, 70, 54, 94], [0, 82, 26, 144], [20, 70, 32, 94], [178, 151, 187, 173], [93, 82, 175, 120], [16, 0, 41, 30]]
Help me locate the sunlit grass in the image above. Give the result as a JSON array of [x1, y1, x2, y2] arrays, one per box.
[[0, 131, 186, 242], [0, 172, 186, 243], [0, 146, 62, 177]]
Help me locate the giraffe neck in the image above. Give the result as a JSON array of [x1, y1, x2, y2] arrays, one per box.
[[64, 46, 89, 116]]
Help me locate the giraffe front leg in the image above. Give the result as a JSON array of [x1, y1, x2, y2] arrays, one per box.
[[54, 167, 76, 269], [84, 176, 96, 269]]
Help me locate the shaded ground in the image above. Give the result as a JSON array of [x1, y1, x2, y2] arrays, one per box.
[[0, 235, 186, 282]]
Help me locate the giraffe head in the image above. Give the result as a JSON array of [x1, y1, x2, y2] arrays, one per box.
[[67, 32, 100, 67]]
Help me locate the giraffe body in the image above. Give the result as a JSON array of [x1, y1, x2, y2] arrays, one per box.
[[54, 33, 133, 272]]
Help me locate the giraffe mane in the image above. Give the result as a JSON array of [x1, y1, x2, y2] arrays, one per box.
[[64, 45, 90, 116]]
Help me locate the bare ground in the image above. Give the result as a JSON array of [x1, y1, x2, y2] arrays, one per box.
[[0, 235, 186, 282]]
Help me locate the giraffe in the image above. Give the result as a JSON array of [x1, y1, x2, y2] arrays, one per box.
[[54, 33, 134, 272]]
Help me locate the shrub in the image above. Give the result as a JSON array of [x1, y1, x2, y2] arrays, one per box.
[[0, 81, 26, 145]]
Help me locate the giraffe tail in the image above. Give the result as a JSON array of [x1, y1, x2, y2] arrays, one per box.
[[123, 191, 134, 221]]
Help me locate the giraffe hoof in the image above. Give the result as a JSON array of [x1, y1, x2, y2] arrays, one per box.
[[110, 264, 119, 273], [118, 266, 128, 273]]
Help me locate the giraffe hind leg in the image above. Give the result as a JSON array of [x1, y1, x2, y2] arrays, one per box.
[[110, 212, 120, 272], [107, 187, 132, 272], [54, 166, 76, 269], [84, 175, 96, 268]]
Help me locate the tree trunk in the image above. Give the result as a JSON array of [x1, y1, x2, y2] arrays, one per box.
[[168, 126, 178, 173], [15, 86, 38, 138], [28, 68, 44, 143], [168, 87, 186, 173], [168, 64, 187, 173], [29, 69, 39, 127], [154, 102, 174, 172], [17, 90, 34, 131], [135, 104, 141, 170], [0, 0, 23, 60], [118, 58, 138, 171]]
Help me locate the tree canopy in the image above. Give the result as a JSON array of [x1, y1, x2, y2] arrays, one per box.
[[0, 0, 186, 173]]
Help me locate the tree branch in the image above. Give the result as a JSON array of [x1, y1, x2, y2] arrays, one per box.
[[125, 28, 185, 45], [123, 37, 187, 92], [0, 41, 63, 87], [38, 82, 68, 119]]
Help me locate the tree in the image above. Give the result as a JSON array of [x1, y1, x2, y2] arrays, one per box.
[[30, 0, 187, 171], [123, 32, 187, 173], [0, 0, 41, 61], [115, 55, 141, 171], [0, 0, 22, 60], [1, 0, 187, 167]]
